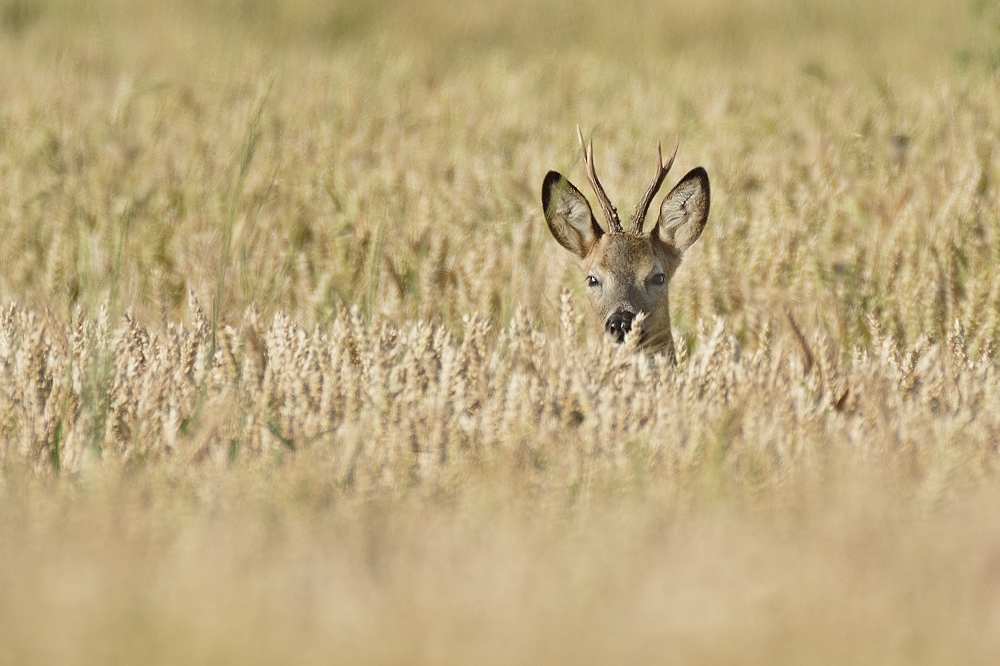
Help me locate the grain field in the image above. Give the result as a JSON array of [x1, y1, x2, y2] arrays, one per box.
[[2, 1, 1000, 663]]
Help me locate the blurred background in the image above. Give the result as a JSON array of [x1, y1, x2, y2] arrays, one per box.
[[1, 0, 995, 353]]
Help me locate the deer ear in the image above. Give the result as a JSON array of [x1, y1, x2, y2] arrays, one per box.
[[542, 171, 604, 259], [654, 167, 710, 252]]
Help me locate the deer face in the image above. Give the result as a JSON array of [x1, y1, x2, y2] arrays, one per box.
[[541, 132, 710, 361]]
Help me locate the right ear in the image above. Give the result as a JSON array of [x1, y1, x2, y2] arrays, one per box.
[[541, 171, 604, 259], [654, 167, 710, 253]]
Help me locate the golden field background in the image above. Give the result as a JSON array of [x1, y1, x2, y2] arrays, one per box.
[[3, 0, 1000, 663]]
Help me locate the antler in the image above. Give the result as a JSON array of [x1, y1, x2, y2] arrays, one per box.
[[630, 137, 678, 235], [577, 126, 623, 234]]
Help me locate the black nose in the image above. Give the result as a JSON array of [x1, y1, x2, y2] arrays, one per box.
[[606, 311, 634, 343]]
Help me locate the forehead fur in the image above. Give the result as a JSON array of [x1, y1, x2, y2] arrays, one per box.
[[586, 234, 659, 275]]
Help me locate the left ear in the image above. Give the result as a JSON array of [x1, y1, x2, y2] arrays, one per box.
[[654, 167, 710, 252]]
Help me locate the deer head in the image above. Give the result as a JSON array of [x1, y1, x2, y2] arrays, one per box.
[[541, 129, 710, 362]]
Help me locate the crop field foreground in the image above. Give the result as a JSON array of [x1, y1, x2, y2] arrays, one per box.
[[3, 0, 1000, 663]]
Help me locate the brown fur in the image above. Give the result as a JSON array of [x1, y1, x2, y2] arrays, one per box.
[[541, 148, 710, 362]]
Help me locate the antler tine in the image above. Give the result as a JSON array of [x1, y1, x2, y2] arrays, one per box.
[[630, 137, 679, 235], [577, 126, 622, 234]]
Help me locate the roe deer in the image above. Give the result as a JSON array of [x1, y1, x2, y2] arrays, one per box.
[[541, 129, 710, 362]]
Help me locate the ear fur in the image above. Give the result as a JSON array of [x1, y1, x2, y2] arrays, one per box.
[[541, 171, 604, 258], [654, 167, 710, 252]]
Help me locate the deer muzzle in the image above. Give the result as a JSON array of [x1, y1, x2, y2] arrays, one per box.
[[605, 310, 635, 344]]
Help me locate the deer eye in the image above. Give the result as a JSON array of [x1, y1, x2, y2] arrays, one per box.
[[586, 275, 600, 288], [649, 273, 666, 287]]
